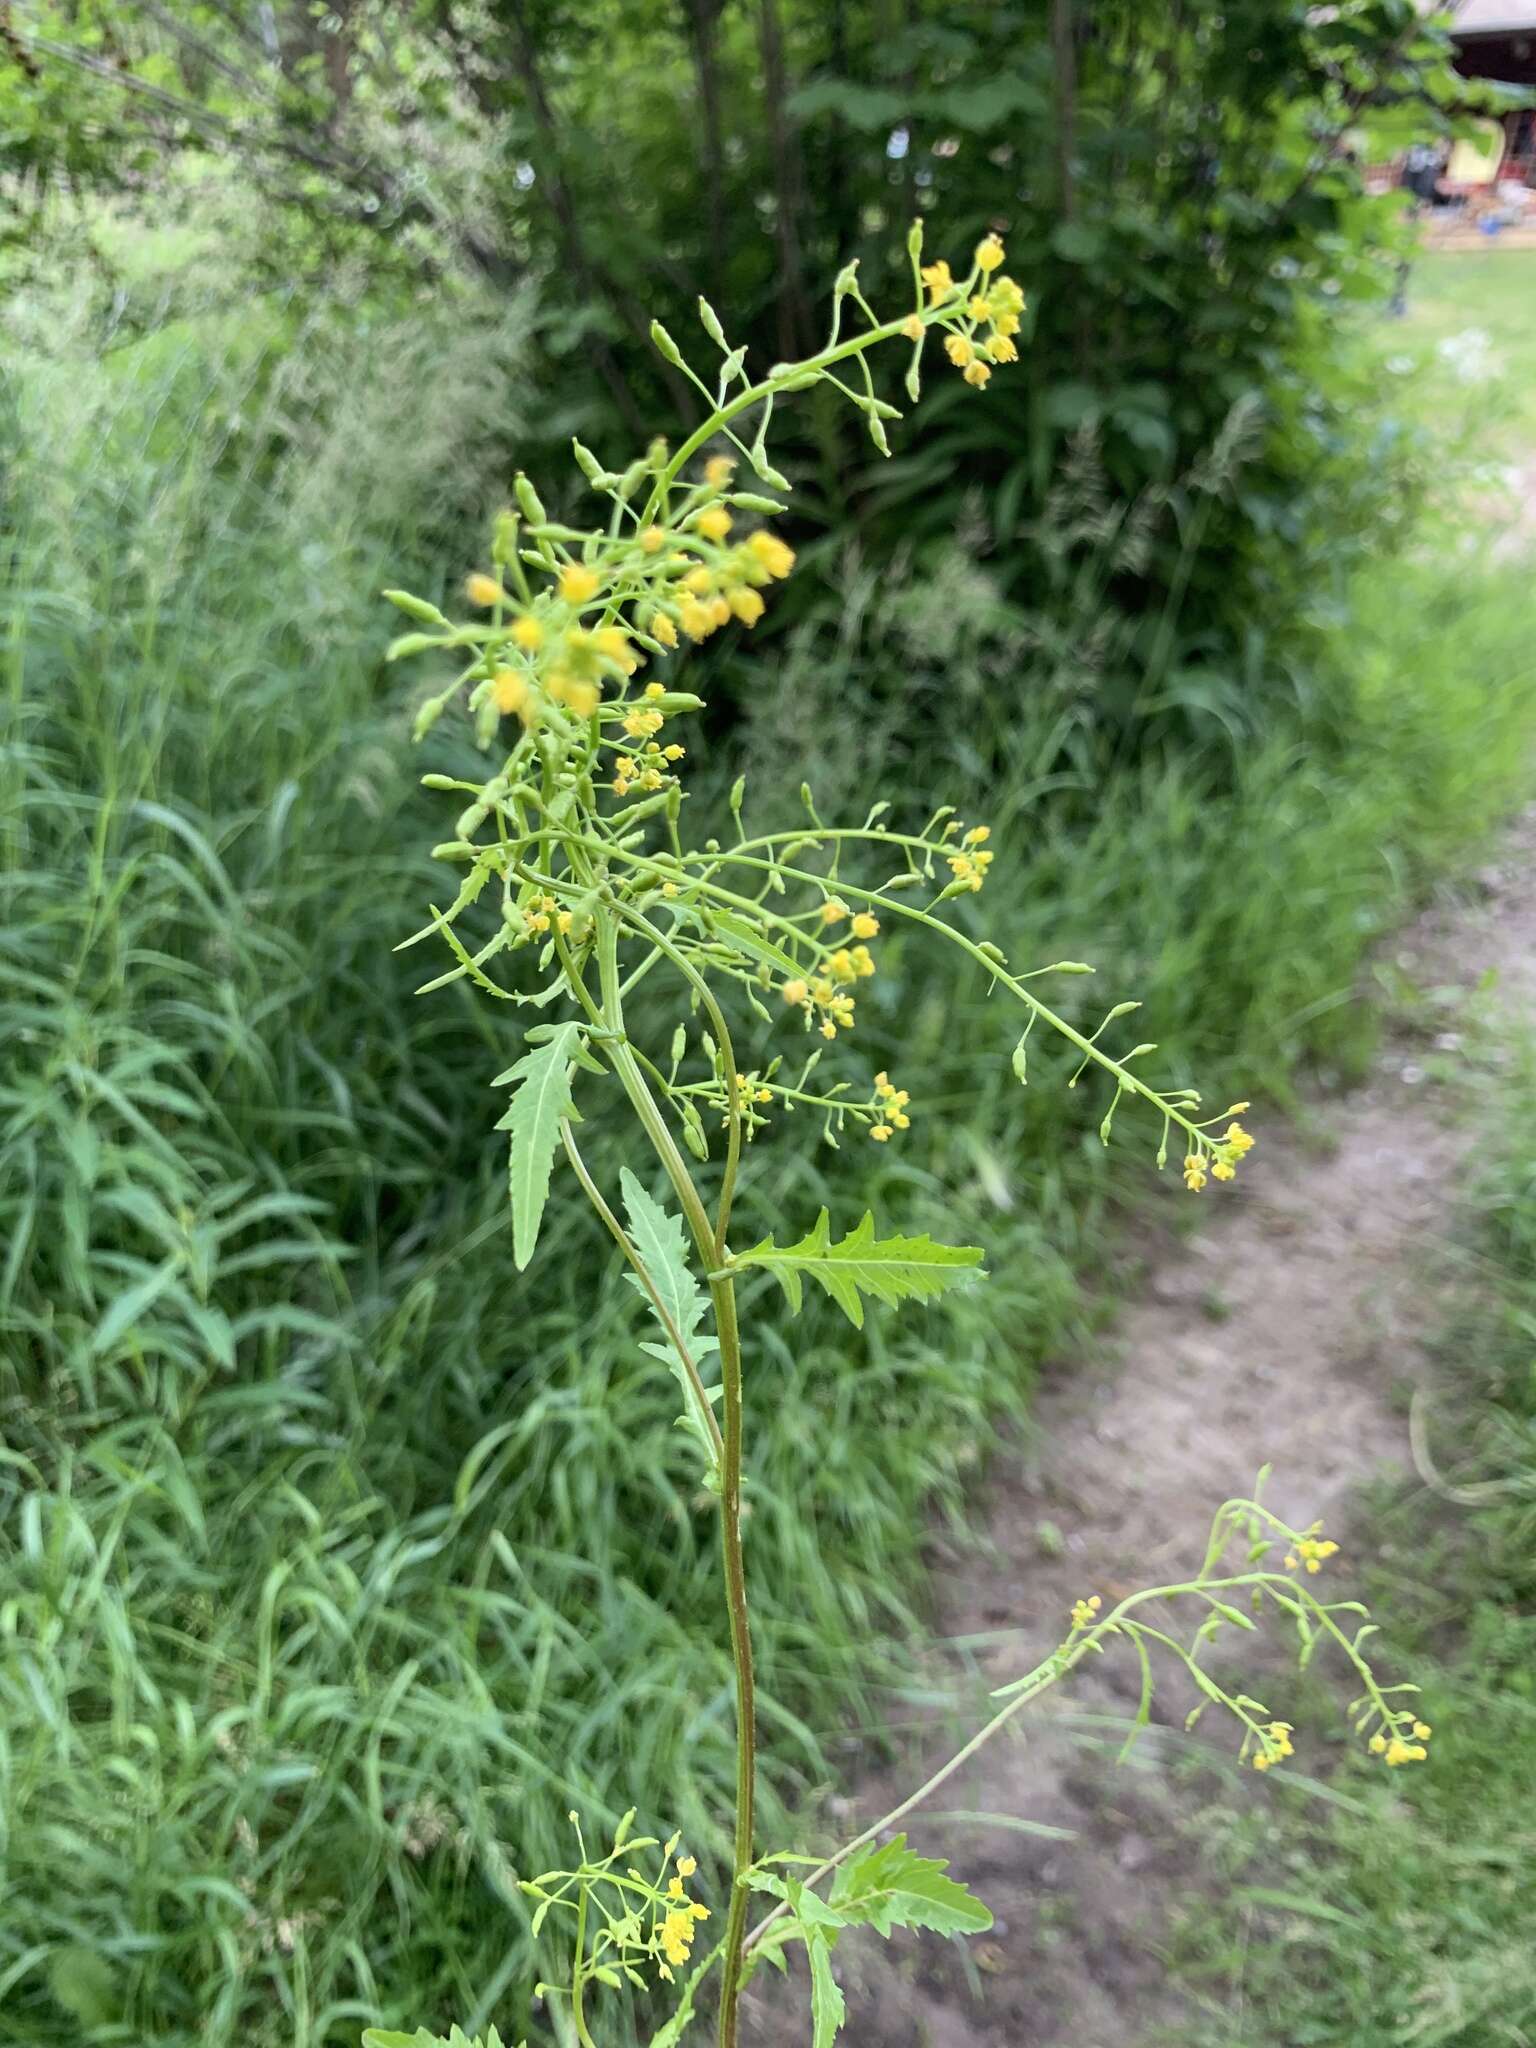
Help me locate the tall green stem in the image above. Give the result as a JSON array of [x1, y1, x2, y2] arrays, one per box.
[[708, 1269, 754, 2048], [592, 913, 757, 2047]]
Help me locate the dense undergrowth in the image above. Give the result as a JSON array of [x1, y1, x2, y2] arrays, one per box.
[[1175, 1055, 1536, 2047], [3, 264, 1536, 2046]]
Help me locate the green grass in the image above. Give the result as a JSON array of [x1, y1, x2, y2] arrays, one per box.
[[1171, 1057, 1536, 2047], [3, 258, 1536, 2047], [1389, 244, 1536, 449]]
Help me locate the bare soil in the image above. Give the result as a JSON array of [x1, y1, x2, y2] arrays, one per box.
[[745, 808, 1536, 2048]]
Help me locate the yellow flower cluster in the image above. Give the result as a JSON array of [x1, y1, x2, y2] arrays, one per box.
[[522, 894, 573, 937], [1250, 1719, 1295, 1772], [869, 1071, 912, 1143], [780, 913, 885, 1040], [1183, 1114, 1256, 1191], [1070, 1593, 1103, 1630], [946, 823, 994, 892], [654, 1853, 709, 1978], [920, 236, 1027, 388], [457, 456, 799, 801], [1370, 1719, 1433, 1767], [1283, 1527, 1339, 1575]]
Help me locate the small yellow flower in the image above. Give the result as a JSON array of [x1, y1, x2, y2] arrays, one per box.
[[660, 1909, 695, 1965], [704, 455, 735, 489], [667, 1877, 686, 1900], [596, 627, 639, 673], [729, 586, 765, 626], [624, 708, 664, 739], [1183, 1153, 1208, 1192], [1384, 1736, 1428, 1767], [963, 359, 992, 388], [695, 505, 733, 543], [820, 899, 850, 925], [748, 530, 795, 580], [1211, 1159, 1236, 1182], [679, 599, 715, 641], [849, 944, 876, 978], [1223, 1121, 1256, 1156], [1070, 1594, 1102, 1629], [987, 333, 1019, 364], [920, 259, 954, 303], [564, 679, 599, 718], [491, 668, 528, 715], [781, 978, 809, 1006], [975, 232, 1005, 272], [465, 573, 504, 607], [851, 912, 879, 939], [870, 1122, 892, 1142], [640, 525, 667, 553], [511, 613, 544, 651], [559, 563, 600, 604], [1369, 1732, 1387, 1754], [1413, 1721, 1432, 1740], [945, 334, 974, 369], [651, 611, 679, 648], [901, 313, 924, 341], [964, 824, 990, 845]]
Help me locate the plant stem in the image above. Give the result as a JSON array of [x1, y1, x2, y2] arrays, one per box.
[[710, 1267, 754, 2048], [591, 914, 757, 2044]]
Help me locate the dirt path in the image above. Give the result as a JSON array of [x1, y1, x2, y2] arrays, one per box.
[[748, 807, 1536, 2048]]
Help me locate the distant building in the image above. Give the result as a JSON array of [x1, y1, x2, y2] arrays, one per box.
[[1450, 0, 1536, 87]]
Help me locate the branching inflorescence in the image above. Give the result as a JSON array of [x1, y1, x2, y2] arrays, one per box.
[[373, 227, 1420, 2048]]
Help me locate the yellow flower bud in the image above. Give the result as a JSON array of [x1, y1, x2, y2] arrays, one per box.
[[511, 614, 544, 651], [558, 563, 600, 604], [465, 573, 504, 607], [975, 232, 1005, 272]]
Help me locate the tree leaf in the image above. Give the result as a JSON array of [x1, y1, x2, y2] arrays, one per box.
[[733, 1210, 985, 1328], [494, 1024, 582, 1270], [827, 1835, 993, 1937]]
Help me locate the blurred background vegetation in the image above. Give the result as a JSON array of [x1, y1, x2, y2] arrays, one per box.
[[2, 4, 1535, 2043]]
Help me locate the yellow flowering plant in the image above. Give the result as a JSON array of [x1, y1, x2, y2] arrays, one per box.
[[369, 228, 1420, 2048]]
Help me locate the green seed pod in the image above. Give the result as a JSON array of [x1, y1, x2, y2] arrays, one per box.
[[650, 320, 685, 367], [384, 588, 451, 626], [729, 493, 788, 514], [492, 509, 519, 564], [412, 691, 450, 741], [681, 1102, 709, 1162], [572, 439, 615, 489], [514, 472, 548, 524], [454, 800, 489, 839], [834, 260, 860, 296], [697, 296, 728, 348], [907, 217, 924, 259]]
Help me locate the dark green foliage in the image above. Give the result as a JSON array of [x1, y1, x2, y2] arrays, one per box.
[[5, 1, 1465, 736]]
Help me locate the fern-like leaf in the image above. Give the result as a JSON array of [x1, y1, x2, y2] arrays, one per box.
[[733, 1210, 985, 1328]]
